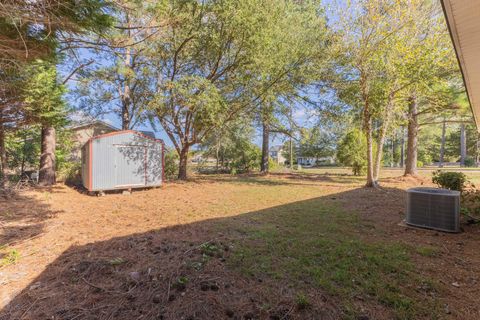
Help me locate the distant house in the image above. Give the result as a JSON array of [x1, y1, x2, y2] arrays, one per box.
[[297, 156, 317, 166], [191, 152, 216, 163], [269, 145, 335, 167], [297, 156, 334, 167], [269, 145, 287, 164], [70, 120, 155, 161], [70, 121, 119, 160]]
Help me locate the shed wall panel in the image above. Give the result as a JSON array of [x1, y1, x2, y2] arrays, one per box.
[[87, 131, 163, 191]]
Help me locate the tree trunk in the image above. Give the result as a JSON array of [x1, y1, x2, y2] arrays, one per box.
[[178, 146, 189, 180], [360, 73, 376, 187], [0, 112, 6, 189], [404, 96, 418, 176], [374, 98, 394, 179], [121, 17, 133, 130], [373, 129, 386, 181], [460, 123, 466, 166], [260, 120, 269, 173], [476, 133, 480, 165], [289, 137, 293, 169], [21, 134, 27, 176], [400, 126, 405, 167], [121, 91, 131, 130], [121, 66, 131, 130], [38, 126, 56, 186], [215, 143, 220, 172], [391, 136, 394, 167], [439, 118, 446, 167], [365, 116, 376, 187]]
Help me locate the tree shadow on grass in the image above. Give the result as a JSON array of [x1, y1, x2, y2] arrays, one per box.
[[0, 187, 64, 246], [0, 186, 476, 320], [193, 172, 362, 187], [269, 172, 363, 184]]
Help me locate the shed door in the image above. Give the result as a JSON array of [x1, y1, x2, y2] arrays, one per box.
[[114, 145, 146, 187]]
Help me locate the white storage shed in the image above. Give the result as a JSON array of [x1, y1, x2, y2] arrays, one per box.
[[81, 130, 165, 192]]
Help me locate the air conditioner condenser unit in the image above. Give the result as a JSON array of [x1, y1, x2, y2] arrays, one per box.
[[406, 187, 460, 233]]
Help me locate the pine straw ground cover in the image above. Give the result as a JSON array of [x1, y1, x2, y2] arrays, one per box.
[[0, 169, 479, 319]]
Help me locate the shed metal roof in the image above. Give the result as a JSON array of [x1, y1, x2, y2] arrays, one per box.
[[441, 0, 480, 129]]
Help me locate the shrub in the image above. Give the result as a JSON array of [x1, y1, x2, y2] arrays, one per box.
[[417, 160, 424, 168], [60, 162, 82, 185], [336, 129, 367, 176], [227, 143, 261, 174], [461, 189, 480, 219], [418, 154, 432, 166], [432, 170, 468, 192], [164, 150, 179, 180], [352, 162, 366, 176], [268, 157, 282, 171], [464, 156, 476, 167]]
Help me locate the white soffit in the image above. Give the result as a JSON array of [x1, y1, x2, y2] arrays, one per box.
[[441, 0, 480, 129]]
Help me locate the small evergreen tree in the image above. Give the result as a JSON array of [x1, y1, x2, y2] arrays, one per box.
[[22, 62, 67, 186], [337, 129, 367, 176]]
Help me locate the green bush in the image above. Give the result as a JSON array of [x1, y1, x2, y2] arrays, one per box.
[[268, 157, 282, 171], [60, 162, 82, 185], [417, 160, 424, 168], [164, 150, 179, 180], [227, 144, 261, 173], [461, 189, 480, 218], [432, 170, 468, 192], [418, 154, 432, 167], [464, 156, 476, 167], [336, 129, 367, 176], [352, 162, 366, 176]]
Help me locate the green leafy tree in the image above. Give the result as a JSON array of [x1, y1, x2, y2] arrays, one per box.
[[22, 62, 67, 186], [333, 0, 409, 186], [333, 0, 459, 185], [74, 0, 155, 129], [5, 127, 40, 176], [337, 129, 367, 176], [255, 1, 329, 173], [298, 127, 338, 160], [0, 0, 112, 188], [0, 0, 112, 69], [225, 142, 261, 174], [200, 121, 260, 173], [147, 0, 328, 180]]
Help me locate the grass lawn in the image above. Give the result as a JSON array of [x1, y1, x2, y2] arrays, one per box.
[[1, 168, 479, 319], [228, 200, 437, 319], [301, 166, 480, 185]]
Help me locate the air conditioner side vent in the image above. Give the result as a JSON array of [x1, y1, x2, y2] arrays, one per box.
[[406, 187, 460, 233]]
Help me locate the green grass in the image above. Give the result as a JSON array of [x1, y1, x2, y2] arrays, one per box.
[[228, 198, 440, 319], [415, 246, 439, 257], [295, 293, 310, 310], [300, 166, 480, 181], [0, 248, 20, 268]]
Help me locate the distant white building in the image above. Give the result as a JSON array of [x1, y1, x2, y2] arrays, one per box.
[[297, 156, 334, 167], [269, 145, 335, 167], [191, 152, 216, 163], [269, 145, 287, 164]]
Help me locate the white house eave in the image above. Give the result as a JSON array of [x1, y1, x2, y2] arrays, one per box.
[[441, 0, 480, 131]]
